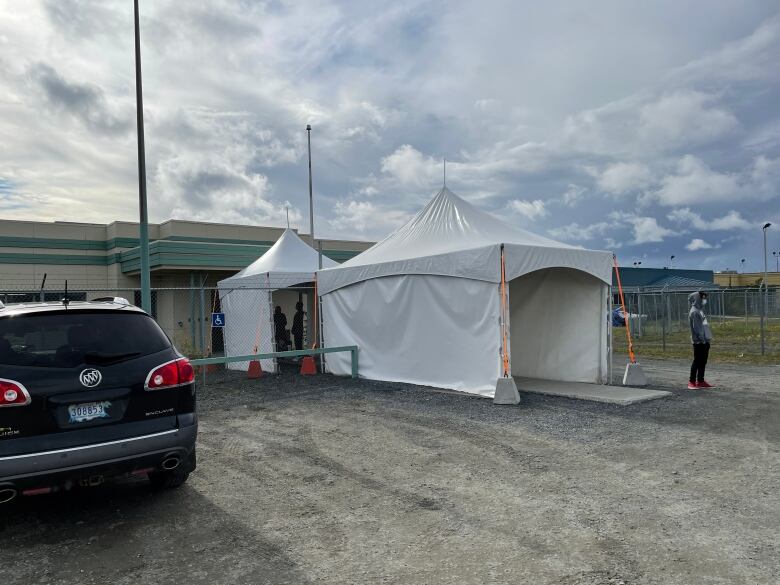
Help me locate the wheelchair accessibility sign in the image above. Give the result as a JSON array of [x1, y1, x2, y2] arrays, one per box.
[[211, 312, 225, 328]]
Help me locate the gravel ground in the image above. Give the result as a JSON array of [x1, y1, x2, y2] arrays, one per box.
[[1, 356, 778, 585]]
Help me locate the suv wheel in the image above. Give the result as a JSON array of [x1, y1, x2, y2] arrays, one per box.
[[149, 449, 195, 490]]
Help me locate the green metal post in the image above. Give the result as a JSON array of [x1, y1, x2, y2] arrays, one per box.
[[189, 271, 196, 349], [199, 275, 206, 354], [351, 347, 359, 379], [134, 0, 151, 313]]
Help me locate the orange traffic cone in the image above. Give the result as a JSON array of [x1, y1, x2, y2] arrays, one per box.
[[247, 360, 263, 379], [300, 356, 317, 375]]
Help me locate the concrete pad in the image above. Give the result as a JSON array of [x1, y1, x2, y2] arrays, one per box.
[[514, 377, 672, 406]]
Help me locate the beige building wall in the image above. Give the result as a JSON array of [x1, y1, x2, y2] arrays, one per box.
[[715, 272, 780, 287]]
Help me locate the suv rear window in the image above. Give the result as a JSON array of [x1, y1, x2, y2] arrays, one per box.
[[0, 311, 171, 368]]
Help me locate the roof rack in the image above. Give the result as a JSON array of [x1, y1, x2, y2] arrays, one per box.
[[92, 296, 131, 306]]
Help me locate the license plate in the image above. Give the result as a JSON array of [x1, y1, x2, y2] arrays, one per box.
[[68, 401, 111, 423]]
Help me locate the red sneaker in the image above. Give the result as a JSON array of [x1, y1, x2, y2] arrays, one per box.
[[687, 382, 699, 390], [698, 381, 716, 389]]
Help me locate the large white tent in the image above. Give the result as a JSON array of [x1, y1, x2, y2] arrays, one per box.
[[318, 187, 613, 397], [218, 228, 337, 372]]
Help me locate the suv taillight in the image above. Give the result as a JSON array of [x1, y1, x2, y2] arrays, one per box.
[[0, 379, 31, 407], [145, 358, 195, 390]]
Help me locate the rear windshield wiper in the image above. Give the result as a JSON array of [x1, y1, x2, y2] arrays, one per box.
[[83, 351, 142, 364]]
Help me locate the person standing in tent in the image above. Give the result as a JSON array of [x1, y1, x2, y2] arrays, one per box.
[[688, 291, 715, 389], [291, 301, 306, 350], [274, 306, 288, 351]]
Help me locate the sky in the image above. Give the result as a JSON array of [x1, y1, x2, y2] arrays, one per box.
[[0, 0, 779, 272]]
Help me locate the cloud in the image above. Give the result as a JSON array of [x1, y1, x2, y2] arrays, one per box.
[[380, 145, 439, 188], [474, 98, 501, 112], [610, 212, 674, 244], [751, 154, 780, 193], [629, 216, 674, 244], [654, 155, 742, 206], [686, 238, 714, 251], [328, 199, 410, 233], [507, 199, 547, 220], [0, 1, 778, 274], [638, 91, 739, 147], [667, 208, 751, 230], [561, 184, 586, 207], [28, 63, 133, 135], [597, 162, 652, 195], [548, 221, 611, 242], [563, 90, 740, 157]]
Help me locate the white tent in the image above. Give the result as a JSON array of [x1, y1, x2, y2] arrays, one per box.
[[217, 228, 337, 372], [318, 187, 613, 396]]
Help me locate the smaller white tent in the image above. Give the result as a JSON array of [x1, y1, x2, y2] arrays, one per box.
[[217, 228, 337, 372]]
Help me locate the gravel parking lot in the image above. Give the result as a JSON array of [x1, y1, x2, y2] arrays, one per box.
[[1, 357, 778, 585]]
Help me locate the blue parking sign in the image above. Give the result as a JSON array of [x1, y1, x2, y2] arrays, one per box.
[[211, 312, 225, 328]]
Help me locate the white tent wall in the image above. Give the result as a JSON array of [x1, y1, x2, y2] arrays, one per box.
[[508, 268, 608, 383], [322, 274, 501, 396], [218, 286, 275, 373]]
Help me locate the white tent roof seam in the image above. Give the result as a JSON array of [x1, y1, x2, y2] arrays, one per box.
[[318, 187, 612, 295]]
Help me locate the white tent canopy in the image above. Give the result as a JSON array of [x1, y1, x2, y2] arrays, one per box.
[[218, 228, 336, 372], [319, 188, 613, 396]]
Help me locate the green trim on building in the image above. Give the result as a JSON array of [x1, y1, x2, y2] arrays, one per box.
[[164, 235, 277, 247], [0, 235, 363, 270], [0, 236, 140, 251], [0, 234, 278, 251], [0, 252, 112, 265]]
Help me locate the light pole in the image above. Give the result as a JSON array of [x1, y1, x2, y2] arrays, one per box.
[[133, 0, 151, 313], [761, 223, 771, 354], [740, 258, 746, 273], [306, 124, 321, 269], [670, 255, 676, 269], [774, 251, 779, 272]]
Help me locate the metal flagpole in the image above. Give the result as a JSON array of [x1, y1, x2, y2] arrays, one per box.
[[307, 124, 322, 270], [134, 0, 151, 313]]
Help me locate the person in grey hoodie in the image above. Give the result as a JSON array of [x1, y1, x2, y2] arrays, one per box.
[[688, 290, 714, 389]]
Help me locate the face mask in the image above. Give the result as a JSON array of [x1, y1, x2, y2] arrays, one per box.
[[702, 299, 708, 306]]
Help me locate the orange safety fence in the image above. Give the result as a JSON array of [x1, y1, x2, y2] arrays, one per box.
[[500, 246, 510, 377], [613, 255, 636, 364]]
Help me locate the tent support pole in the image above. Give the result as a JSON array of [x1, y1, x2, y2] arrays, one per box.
[[494, 245, 520, 405], [607, 285, 613, 385]]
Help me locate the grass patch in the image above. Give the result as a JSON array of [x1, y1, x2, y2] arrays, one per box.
[[613, 318, 780, 365]]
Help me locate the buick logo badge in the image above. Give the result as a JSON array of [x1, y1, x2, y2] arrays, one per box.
[[79, 369, 102, 388]]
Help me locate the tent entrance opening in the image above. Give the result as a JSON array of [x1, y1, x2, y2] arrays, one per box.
[[508, 267, 607, 384]]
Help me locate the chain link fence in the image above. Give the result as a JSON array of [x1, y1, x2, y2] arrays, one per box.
[[3, 282, 777, 380], [615, 286, 779, 359], [0, 284, 321, 385]]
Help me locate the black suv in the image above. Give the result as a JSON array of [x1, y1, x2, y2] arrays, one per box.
[[0, 298, 197, 503]]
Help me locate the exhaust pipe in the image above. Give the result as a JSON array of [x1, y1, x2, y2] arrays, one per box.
[[0, 487, 18, 504], [161, 456, 181, 471]]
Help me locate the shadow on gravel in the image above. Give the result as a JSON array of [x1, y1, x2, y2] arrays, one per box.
[[0, 478, 310, 585]]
